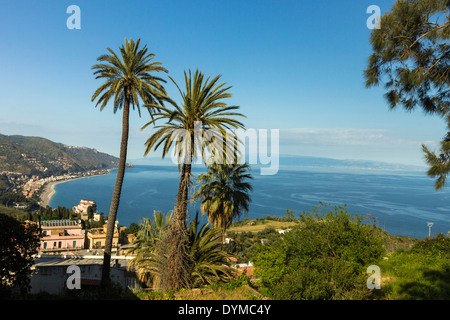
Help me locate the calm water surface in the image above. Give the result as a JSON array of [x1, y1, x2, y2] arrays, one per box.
[[50, 165, 450, 238]]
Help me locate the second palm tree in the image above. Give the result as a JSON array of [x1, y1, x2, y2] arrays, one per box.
[[142, 69, 246, 290]]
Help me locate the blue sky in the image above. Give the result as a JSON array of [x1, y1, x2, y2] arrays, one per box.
[[0, 0, 446, 166]]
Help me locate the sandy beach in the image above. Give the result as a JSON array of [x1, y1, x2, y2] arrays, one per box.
[[38, 171, 111, 208], [39, 181, 62, 208]]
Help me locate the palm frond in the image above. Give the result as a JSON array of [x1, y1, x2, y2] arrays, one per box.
[[194, 162, 253, 230], [91, 38, 168, 117], [142, 69, 246, 167]]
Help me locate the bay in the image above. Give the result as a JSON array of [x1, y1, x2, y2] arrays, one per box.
[[49, 164, 450, 239]]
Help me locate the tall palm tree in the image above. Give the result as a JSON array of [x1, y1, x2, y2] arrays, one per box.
[[142, 69, 245, 290], [91, 38, 169, 290], [194, 162, 253, 233]]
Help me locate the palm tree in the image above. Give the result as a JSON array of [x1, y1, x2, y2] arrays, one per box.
[[128, 211, 172, 289], [132, 210, 173, 249], [188, 212, 233, 287], [142, 69, 245, 290], [91, 38, 169, 290], [194, 162, 253, 233], [128, 211, 233, 290]]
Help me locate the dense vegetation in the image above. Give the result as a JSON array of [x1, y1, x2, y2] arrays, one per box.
[[0, 204, 31, 220], [377, 233, 450, 299], [0, 214, 40, 298], [129, 211, 233, 291], [250, 204, 385, 300], [131, 205, 449, 300], [4, 200, 448, 300]]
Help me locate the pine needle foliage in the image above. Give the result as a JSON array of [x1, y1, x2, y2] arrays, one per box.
[[365, 0, 449, 116], [365, 0, 450, 190]]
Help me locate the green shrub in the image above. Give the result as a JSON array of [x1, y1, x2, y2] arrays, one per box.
[[411, 233, 450, 256], [252, 203, 385, 300], [269, 258, 370, 300]]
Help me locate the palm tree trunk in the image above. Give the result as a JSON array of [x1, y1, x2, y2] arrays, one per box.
[[175, 158, 191, 224], [160, 153, 192, 291], [101, 96, 130, 292]]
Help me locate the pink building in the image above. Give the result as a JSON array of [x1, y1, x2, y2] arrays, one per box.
[[40, 219, 86, 252]]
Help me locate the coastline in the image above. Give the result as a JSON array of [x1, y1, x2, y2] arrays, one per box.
[[38, 171, 111, 208], [39, 181, 60, 208]]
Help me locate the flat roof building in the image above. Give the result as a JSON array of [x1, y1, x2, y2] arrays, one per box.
[[40, 219, 86, 253]]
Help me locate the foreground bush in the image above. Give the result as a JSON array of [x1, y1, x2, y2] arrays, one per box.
[[252, 203, 385, 300]]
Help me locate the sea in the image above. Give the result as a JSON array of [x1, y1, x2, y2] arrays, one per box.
[[49, 164, 450, 239]]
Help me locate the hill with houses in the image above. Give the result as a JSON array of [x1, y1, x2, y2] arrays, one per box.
[[0, 133, 121, 176]]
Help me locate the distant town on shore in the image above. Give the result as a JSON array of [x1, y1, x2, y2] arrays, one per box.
[[0, 133, 133, 211]]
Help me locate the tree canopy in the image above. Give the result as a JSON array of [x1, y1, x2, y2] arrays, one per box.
[[91, 38, 169, 290], [364, 0, 449, 117], [195, 162, 253, 232], [365, 0, 450, 189], [252, 204, 385, 300], [0, 214, 40, 298]]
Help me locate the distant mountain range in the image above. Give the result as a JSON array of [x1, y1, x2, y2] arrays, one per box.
[[0, 133, 120, 176], [275, 155, 427, 173], [131, 154, 427, 174]]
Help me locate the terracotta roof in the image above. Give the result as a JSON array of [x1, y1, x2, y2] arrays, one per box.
[[238, 266, 255, 277]]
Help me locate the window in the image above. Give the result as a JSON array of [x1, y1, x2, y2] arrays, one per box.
[[44, 242, 47, 249], [73, 241, 76, 248]]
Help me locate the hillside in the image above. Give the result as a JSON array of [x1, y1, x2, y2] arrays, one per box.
[[0, 133, 120, 176], [0, 204, 29, 219]]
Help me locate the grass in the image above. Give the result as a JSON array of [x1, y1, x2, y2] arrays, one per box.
[[194, 286, 265, 300], [227, 219, 297, 233], [0, 204, 29, 218], [135, 275, 266, 300], [376, 234, 450, 300]]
